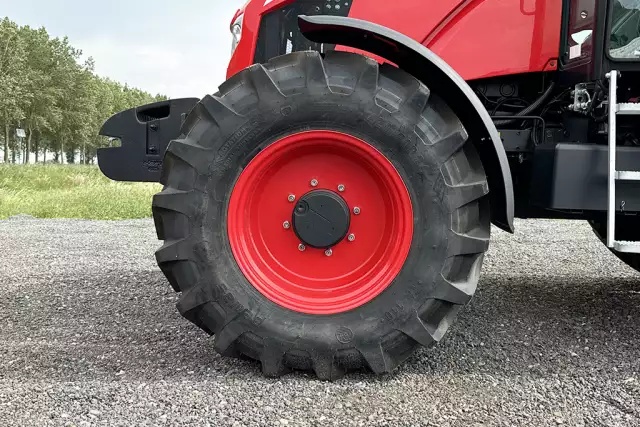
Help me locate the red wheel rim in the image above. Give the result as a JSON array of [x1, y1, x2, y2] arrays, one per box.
[[227, 130, 413, 314]]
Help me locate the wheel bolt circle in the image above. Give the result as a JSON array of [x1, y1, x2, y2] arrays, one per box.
[[325, 249, 333, 257]]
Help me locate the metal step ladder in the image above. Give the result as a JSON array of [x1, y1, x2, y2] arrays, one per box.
[[606, 70, 640, 253]]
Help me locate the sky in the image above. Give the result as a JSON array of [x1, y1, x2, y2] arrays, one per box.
[[0, 0, 246, 99]]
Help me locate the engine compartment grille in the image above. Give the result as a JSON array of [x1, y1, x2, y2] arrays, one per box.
[[254, 0, 353, 64]]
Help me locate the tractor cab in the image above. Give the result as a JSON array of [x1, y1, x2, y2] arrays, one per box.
[[562, 0, 640, 79]]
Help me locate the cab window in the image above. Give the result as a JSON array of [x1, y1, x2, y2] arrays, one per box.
[[610, 0, 640, 59]]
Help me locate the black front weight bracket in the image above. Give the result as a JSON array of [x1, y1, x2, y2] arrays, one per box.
[[97, 97, 199, 182]]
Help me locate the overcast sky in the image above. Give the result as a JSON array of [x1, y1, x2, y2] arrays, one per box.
[[0, 0, 246, 99]]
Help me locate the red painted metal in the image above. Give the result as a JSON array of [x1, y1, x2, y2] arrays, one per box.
[[227, 0, 262, 79], [227, 131, 413, 314], [227, 0, 562, 81], [424, 0, 562, 80]]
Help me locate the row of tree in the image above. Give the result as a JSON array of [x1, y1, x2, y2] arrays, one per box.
[[0, 17, 166, 164]]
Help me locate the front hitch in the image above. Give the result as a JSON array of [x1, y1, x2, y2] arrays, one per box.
[[98, 98, 199, 182]]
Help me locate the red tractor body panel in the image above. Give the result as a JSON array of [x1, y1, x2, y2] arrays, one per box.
[[228, 0, 563, 80]]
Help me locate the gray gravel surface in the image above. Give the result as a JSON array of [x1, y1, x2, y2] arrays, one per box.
[[1, 217, 639, 427]]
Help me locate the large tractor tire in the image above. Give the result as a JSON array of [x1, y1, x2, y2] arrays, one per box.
[[152, 51, 491, 379], [590, 218, 640, 273]]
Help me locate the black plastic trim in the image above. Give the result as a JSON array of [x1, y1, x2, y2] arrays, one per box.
[[530, 143, 640, 212]]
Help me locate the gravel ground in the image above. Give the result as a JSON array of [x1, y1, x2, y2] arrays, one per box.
[[0, 217, 639, 427]]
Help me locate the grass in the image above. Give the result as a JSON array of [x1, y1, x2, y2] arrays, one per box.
[[0, 164, 162, 220]]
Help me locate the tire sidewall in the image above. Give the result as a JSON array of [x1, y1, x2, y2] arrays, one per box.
[[195, 90, 452, 347]]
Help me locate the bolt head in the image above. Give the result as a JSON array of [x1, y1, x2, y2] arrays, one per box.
[[288, 194, 296, 203], [353, 207, 361, 215], [337, 184, 345, 192], [325, 249, 333, 257], [580, 10, 588, 19], [311, 179, 319, 187], [348, 233, 355, 242], [298, 244, 306, 252], [283, 221, 291, 229]]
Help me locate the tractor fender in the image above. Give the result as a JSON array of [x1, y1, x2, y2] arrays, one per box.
[[299, 15, 514, 233]]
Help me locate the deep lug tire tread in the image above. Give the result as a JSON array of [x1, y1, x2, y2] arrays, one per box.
[[152, 51, 490, 380]]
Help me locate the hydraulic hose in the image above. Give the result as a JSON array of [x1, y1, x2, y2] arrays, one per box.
[[493, 81, 556, 126]]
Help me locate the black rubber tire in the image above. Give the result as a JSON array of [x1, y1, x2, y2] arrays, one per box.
[[590, 218, 640, 273], [152, 51, 491, 380]]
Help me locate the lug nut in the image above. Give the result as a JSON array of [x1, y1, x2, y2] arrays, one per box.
[[311, 179, 319, 187], [348, 233, 355, 242], [337, 184, 345, 192], [298, 244, 306, 252], [288, 194, 296, 203], [353, 207, 361, 215], [283, 221, 291, 229], [325, 249, 333, 257]]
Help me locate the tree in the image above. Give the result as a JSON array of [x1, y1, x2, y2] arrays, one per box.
[[0, 17, 168, 164], [0, 18, 28, 163], [19, 26, 60, 164]]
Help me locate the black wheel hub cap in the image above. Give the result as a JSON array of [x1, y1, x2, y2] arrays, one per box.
[[292, 190, 350, 249]]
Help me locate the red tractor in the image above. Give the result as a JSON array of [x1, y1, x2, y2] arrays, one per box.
[[98, 0, 640, 379]]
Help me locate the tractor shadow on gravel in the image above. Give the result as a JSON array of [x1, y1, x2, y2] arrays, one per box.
[[398, 273, 640, 379], [151, 271, 640, 381]]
